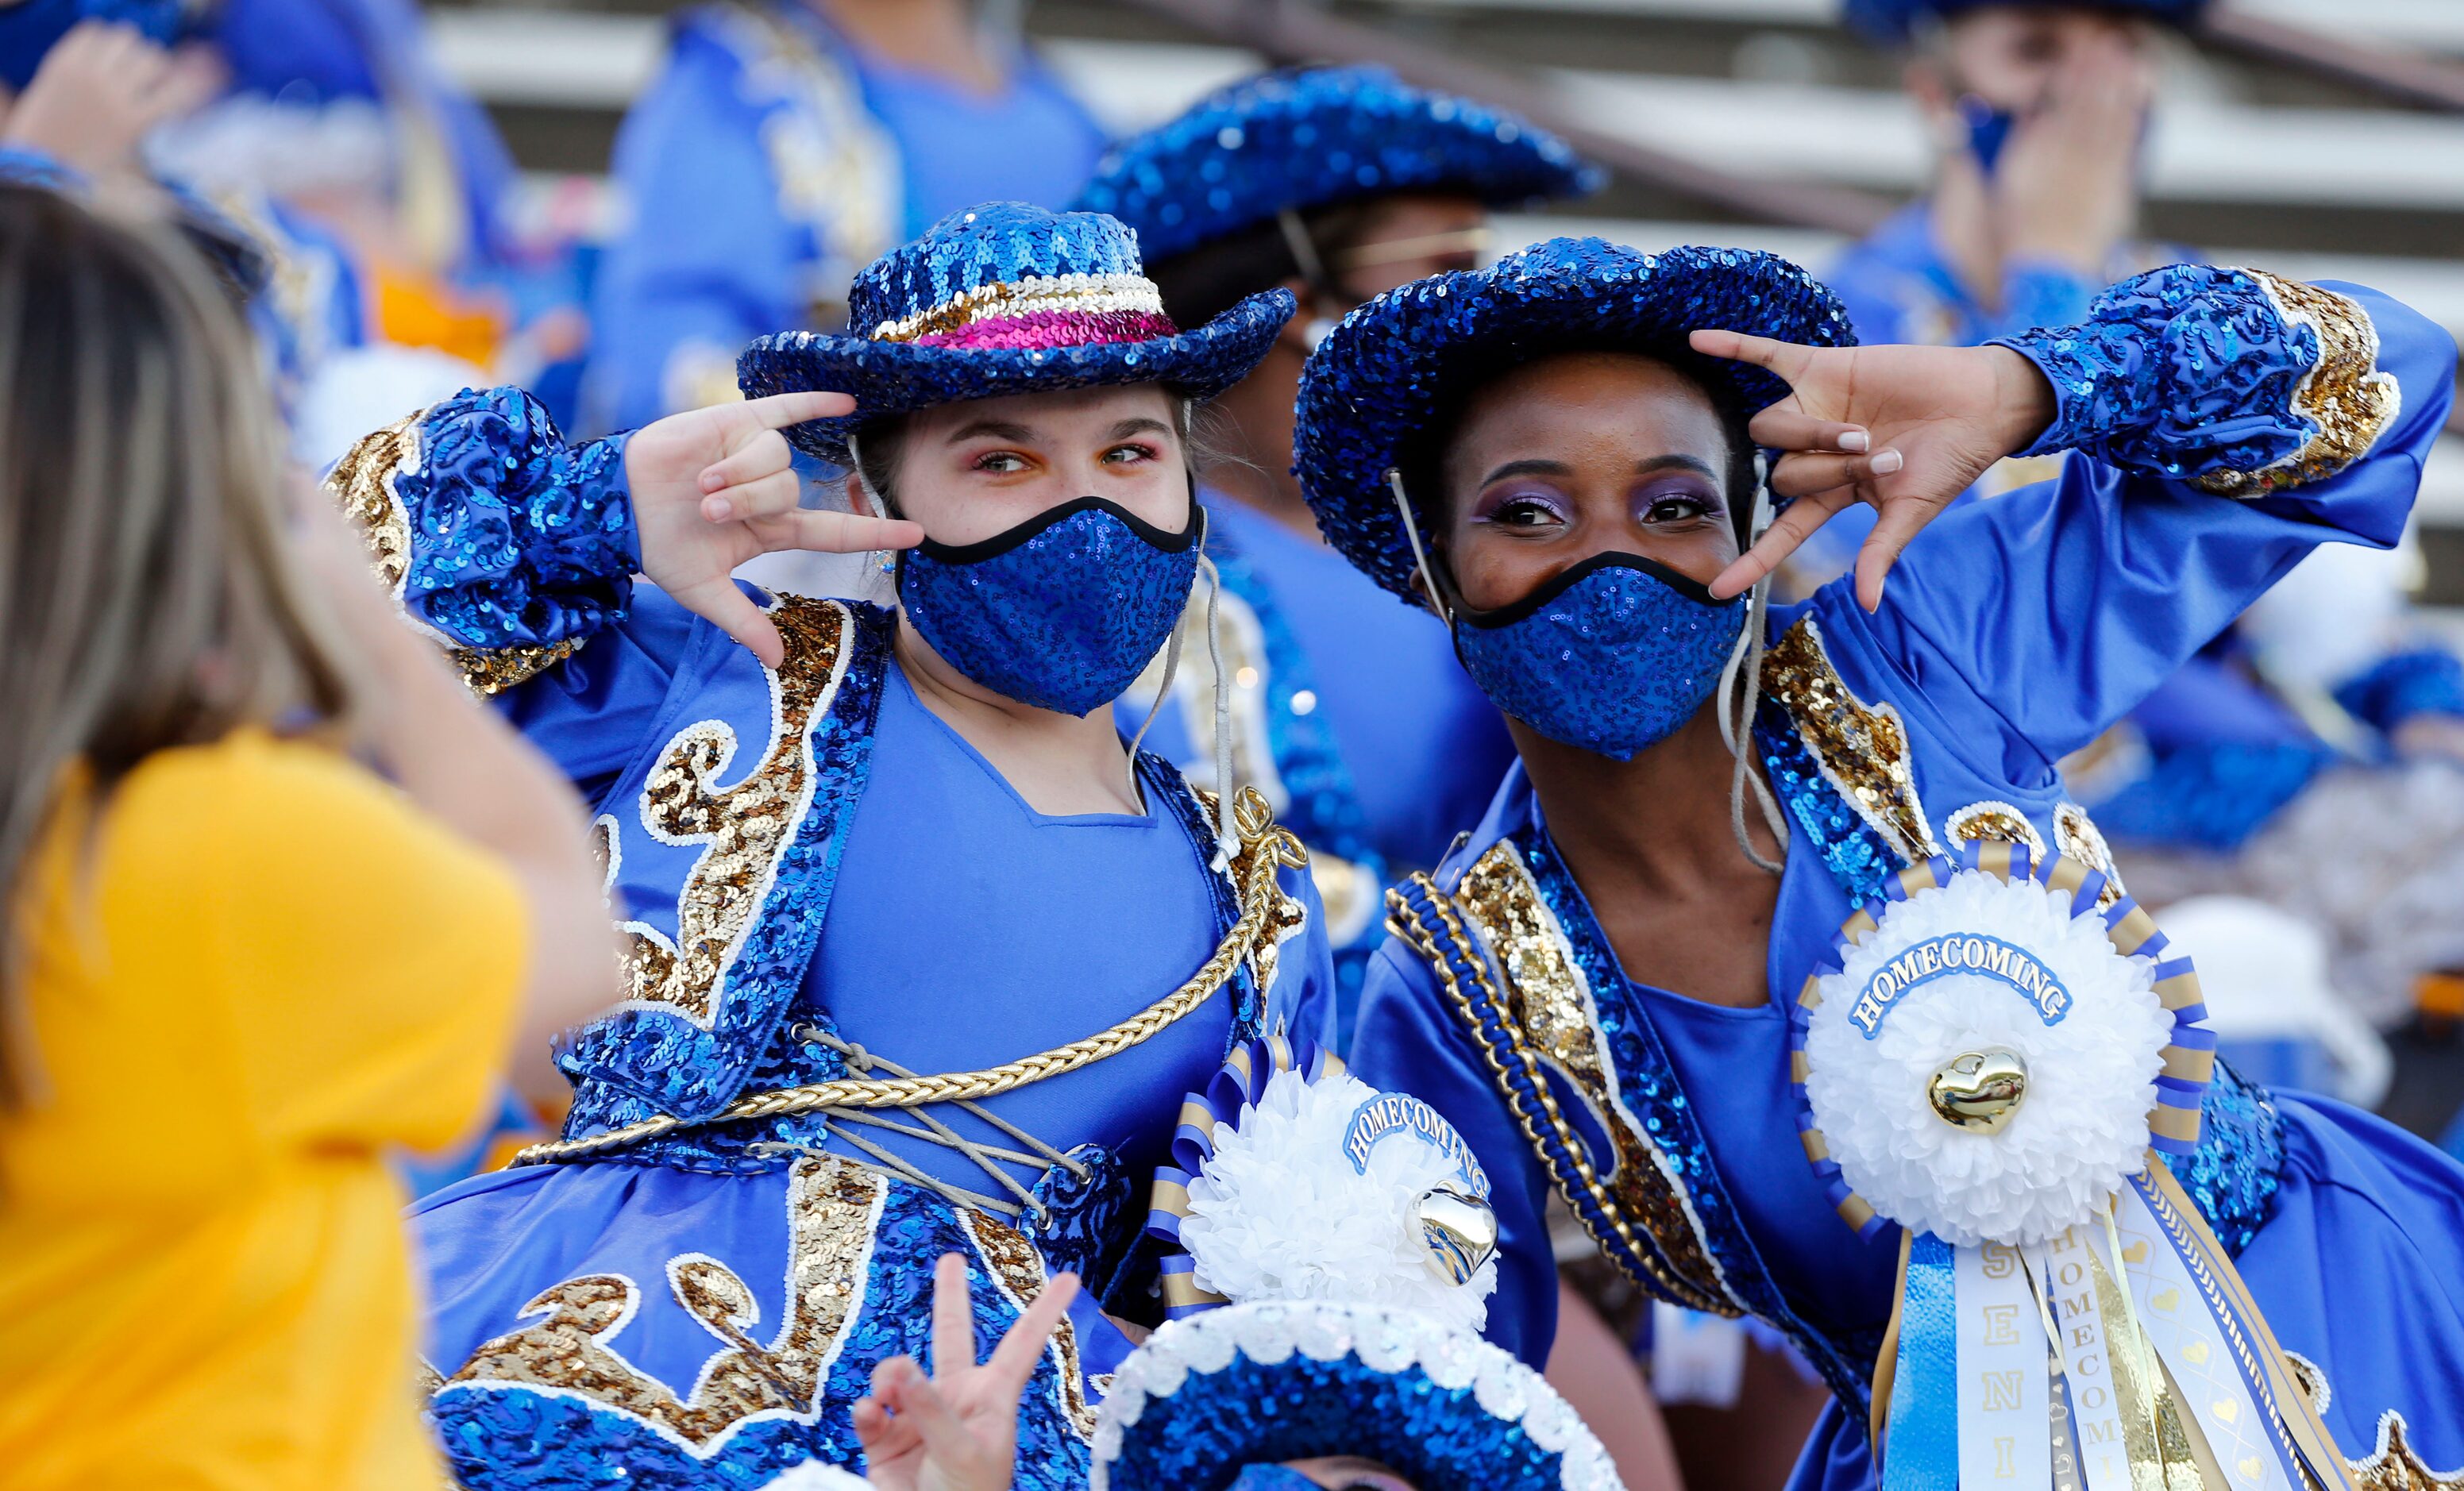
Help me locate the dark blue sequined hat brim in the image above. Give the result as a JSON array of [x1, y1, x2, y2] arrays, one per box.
[[1100, 1348, 1571, 1491], [1292, 240, 1856, 603], [738, 287, 1294, 464], [1073, 64, 1601, 264], [1840, 0, 2207, 43]]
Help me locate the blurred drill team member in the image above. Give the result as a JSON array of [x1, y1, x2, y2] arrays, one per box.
[[1074, 67, 1597, 1011], [1829, 0, 2191, 349], [587, 0, 1106, 432]]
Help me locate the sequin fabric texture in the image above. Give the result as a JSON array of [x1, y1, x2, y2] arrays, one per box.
[[735, 202, 1293, 464], [391, 387, 639, 652], [1839, 0, 2204, 43], [1098, 1334, 1566, 1490], [1452, 560, 1745, 760], [1292, 240, 1856, 603], [1070, 64, 1598, 263], [430, 1167, 1098, 1491], [2165, 1060, 2286, 1258], [898, 500, 1201, 717], [1992, 265, 2392, 492]]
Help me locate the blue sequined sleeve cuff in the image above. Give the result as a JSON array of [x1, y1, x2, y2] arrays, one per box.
[[0, 146, 83, 192], [2335, 647, 2464, 734], [329, 387, 638, 694], [1991, 265, 2403, 497]]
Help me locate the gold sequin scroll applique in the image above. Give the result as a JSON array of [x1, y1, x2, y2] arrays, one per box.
[[870, 272, 1166, 343], [2284, 1354, 2464, 1491], [441, 1155, 884, 1446], [2054, 800, 2129, 908], [324, 408, 588, 696], [621, 596, 850, 1027], [1444, 842, 1737, 1316], [1942, 800, 2046, 861], [961, 1209, 1098, 1440], [2194, 273, 2403, 499], [1761, 617, 1942, 867]]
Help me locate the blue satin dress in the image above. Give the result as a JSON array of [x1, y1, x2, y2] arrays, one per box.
[[585, 4, 1108, 430], [1348, 273, 2464, 1490], [332, 389, 1334, 1489], [1137, 493, 1517, 1024]]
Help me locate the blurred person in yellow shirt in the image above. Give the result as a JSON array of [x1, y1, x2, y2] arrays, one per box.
[[0, 177, 619, 1489]]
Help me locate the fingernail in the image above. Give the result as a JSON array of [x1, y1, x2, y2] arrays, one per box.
[[1838, 430, 1869, 453], [706, 498, 731, 520], [1871, 449, 1903, 475]]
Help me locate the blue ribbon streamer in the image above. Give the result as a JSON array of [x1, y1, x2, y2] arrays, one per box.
[[1883, 1232, 1962, 1491]]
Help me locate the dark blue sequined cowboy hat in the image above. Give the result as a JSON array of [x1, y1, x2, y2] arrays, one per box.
[[1293, 238, 1856, 605], [1070, 64, 1601, 265], [0, 0, 193, 89], [737, 202, 1294, 464], [1842, 0, 2206, 43]]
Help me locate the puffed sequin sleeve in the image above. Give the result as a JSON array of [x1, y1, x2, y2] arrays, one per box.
[[329, 387, 637, 692], [1992, 265, 2404, 496]]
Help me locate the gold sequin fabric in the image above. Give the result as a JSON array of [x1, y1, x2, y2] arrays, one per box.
[[623, 596, 850, 1027], [870, 272, 1166, 343], [1763, 616, 1943, 866], [1453, 842, 1736, 1315], [451, 638, 588, 695], [2285, 1354, 2464, 1491], [961, 1209, 1099, 1439], [2194, 274, 2402, 499], [326, 410, 424, 595], [1942, 799, 2046, 860], [2054, 800, 2130, 909], [442, 1156, 885, 1446]]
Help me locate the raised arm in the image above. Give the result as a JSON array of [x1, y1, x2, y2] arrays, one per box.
[[1699, 268, 2454, 766]]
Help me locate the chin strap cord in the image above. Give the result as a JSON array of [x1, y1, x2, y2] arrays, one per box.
[[1197, 549, 1239, 870], [1386, 467, 1454, 622], [1720, 464, 1791, 876]]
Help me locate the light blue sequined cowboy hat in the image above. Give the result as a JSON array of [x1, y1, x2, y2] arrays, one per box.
[[736, 202, 1294, 464], [1292, 238, 1856, 605], [1070, 64, 1601, 265], [1842, 0, 2207, 43], [1091, 1038, 1622, 1491]]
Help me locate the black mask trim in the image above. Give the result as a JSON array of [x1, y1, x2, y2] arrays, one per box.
[[914, 493, 1202, 565], [1453, 550, 1728, 630]]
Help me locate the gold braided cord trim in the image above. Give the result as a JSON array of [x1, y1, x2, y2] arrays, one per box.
[[514, 787, 1307, 1165], [869, 272, 1166, 343], [1383, 873, 1736, 1316], [2193, 272, 2402, 499]]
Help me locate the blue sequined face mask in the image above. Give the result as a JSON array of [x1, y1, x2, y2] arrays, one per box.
[[1451, 552, 1746, 761], [897, 495, 1201, 717]]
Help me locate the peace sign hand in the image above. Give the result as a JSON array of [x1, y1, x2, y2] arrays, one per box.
[[626, 391, 923, 665], [1687, 332, 2057, 611], [851, 1254, 1082, 1491]]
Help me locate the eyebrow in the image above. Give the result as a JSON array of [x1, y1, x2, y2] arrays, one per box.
[[1475, 453, 1723, 487], [1108, 416, 1174, 441], [942, 417, 1038, 445]]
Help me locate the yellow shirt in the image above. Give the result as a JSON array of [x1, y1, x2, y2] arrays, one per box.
[[0, 730, 528, 1491]]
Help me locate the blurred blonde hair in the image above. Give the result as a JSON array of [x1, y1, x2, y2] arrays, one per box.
[[0, 184, 357, 1086]]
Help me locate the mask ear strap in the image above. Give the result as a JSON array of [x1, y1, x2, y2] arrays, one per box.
[[1724, 455, 1791, 876], [1386, 467, 1454, 623]]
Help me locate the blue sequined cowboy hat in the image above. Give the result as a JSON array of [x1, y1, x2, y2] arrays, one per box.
[[1841, 0, 2206, 43], [737, 202, 1294, 464], [1293, 238, 1856, 605], [1071, 64, 1601, 265], [0, 0, 193, 89]]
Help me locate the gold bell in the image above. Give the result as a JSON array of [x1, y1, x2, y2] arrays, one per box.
[[1413, 1185, 1499, 1285], [1928, 1048, 2030, 1134]]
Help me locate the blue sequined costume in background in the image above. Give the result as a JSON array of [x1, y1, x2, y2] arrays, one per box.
[[329, 387, 1334, 1489], [1328, 266, 2464, 1489], [584, 4, 1107, 431]]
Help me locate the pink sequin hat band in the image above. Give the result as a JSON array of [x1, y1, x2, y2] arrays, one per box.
[[870, 272, 1179, 351]]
